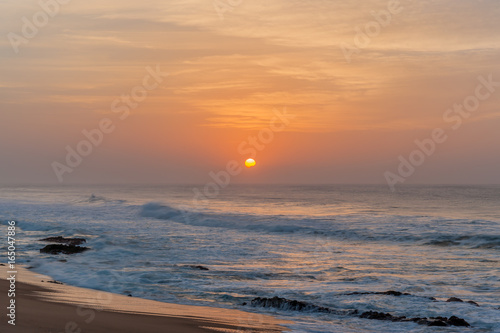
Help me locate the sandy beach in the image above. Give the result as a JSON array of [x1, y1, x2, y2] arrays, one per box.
[[0, 266, 288, 333]]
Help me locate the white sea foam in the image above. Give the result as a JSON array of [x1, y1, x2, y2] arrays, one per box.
[[139, 202, 500, 250]]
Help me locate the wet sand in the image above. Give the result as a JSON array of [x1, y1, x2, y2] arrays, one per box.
[[0, 266, 288, 332]]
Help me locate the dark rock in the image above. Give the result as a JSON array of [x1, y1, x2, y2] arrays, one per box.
[[346, 290, 411, 297], [250, 296, 472, 328], [40, 244, 90, 255], [359, 311, 409, 322], [40, 236, 86, 246], [446, 297, 464, 303], [46, 280, 63, 285], [360, 311, 396, 320], [416, 319, 431, 326], [408, 317, 422, 323], [252, 297, 325, 312], [448, 316, 470, 327], [242, 302, 247, 306], [467, 300, 479, 307], [428, 320, 448, 327], [359, 312, 470, 327], [381, 290, 409, 297], [127, 294, 132, 297], [189, 265, 209, 271], [0, 263, 5, 266], [250, 297, 354, 315]]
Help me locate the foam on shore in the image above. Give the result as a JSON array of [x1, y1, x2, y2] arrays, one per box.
[[0, 265, 289, 332]]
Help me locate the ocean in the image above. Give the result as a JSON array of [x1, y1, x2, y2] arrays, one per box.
[[1, 184, 499, 332]]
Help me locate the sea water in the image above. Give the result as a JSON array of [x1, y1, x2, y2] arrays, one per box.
[[0, 185, 499, 332]]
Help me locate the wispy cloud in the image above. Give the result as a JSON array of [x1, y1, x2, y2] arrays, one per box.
[[1, 1, 499, 130]]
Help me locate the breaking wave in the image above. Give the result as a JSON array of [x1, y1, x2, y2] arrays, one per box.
[[139, 202, 500, 250]]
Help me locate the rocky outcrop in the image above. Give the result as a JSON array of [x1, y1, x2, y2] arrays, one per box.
[[39, 236, 89, 255], [447, 316, 471, 326], [345, 290, 480, 305], [249, 296, 470, 328], [345, 290, 435, 301], [446, 297, 463, 302], [359, 311, 470, 327], [188, 265, 209, 271], [446, 297, 479, 306], [40, 244, 89, 255], [40, 236, 86, 246], [252, 296, 328, 312], [346, 290, 411, 297], [250, 297, 357, 316]]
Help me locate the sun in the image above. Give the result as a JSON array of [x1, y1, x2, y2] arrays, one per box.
[[245, 158, 256, 168]]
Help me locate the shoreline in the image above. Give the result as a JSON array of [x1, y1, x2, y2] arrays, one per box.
[[1, 266, 290, 332]]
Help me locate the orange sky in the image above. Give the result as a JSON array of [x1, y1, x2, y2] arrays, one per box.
[[1, 0, 499, 184]]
